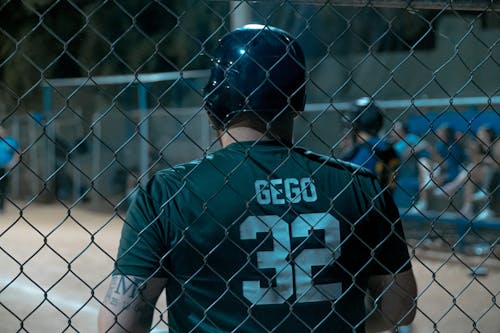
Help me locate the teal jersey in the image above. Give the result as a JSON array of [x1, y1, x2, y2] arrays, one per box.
[[116, 141, 411, 333]]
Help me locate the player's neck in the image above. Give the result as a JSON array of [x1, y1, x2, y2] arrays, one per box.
[[218, 127, 273, 148]]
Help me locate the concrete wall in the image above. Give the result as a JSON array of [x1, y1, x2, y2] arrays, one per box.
[[309, 14, 499, 102]]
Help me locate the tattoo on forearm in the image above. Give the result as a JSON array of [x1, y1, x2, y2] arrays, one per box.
[[114, 276, 146, 297], [103, 275, 157, 329], [105, 276, 149, 310]]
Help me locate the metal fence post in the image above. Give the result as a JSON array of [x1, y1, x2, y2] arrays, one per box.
[[137, 83, 149, 185]]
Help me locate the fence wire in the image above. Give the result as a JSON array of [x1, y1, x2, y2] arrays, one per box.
[[0, 1, 499, 332]]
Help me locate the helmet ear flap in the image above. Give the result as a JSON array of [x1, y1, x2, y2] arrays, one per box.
[[204, 97, 222, 130], [207, 112, 224, 130]]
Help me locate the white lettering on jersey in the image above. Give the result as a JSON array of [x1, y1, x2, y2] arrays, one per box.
[[240, 213, 341, 304], [254, 177, 318, 205]]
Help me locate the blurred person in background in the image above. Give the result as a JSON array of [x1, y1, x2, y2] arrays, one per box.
[[486, 138, 500, 217], [437, 125, 497, 219], [343, 98, 400, 193], [475, 125, 497, 199], [0, 126, 19, 214], [391, 121, 434, 212], [432, 123, 466, 188]]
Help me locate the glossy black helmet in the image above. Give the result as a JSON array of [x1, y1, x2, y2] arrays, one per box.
[[204, 24, 306, 128], [351, 97, 384, 136]]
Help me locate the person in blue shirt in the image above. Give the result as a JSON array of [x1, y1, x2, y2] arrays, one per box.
[[0, 126, 19, 213], [434, 123, 466, 185], [344, 98, 384, 172], [391, 121, 433, 212]]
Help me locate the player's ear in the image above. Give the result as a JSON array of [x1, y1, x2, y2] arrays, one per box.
[[207, 112, 224, 131]]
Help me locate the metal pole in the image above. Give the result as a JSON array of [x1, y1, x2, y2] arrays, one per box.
[[28, 119, 38, 199], [42, 86, 56, 198], [137, 83, 149, 185], [230, 1, 253, 30], [304, 96, 500, 112], [72, 155, 82, 201], [43, 86, 52, 183], [91, 113, 101, 209]]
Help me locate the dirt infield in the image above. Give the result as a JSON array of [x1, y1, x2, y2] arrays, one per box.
[[1, 202, 498, 333]]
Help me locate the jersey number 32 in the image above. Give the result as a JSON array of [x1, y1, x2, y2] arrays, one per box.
[[240, 213, 341, 305]]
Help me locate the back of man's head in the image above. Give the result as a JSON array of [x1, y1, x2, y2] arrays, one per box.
[[203, 24, 306, 138]]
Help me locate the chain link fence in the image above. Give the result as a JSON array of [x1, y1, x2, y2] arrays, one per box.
[[0, 0, 499, 332]]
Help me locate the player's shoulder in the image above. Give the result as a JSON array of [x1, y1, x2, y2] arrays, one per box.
[[293, 146, 378, 180], [154, 150, 230, 183], [155, 158, 202, 181]]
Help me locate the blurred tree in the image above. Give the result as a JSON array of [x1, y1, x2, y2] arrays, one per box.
[[0, 0, 227, 111]]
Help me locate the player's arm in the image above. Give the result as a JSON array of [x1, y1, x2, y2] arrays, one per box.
[[98, 275, 167, 333], [365, 269, 417, 333], [363, 180, 418, 332]]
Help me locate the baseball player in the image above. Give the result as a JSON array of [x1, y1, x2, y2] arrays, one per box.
[[98, 25, 417, 333], [343, 100, 400, 192]]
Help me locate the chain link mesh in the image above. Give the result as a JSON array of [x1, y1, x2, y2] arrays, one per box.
[[0, 1, 498, 332]]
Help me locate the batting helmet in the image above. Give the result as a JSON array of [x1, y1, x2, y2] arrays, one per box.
[[350, 97, 384, 136], [203, 24, 306, 128]]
